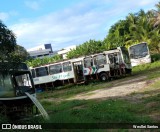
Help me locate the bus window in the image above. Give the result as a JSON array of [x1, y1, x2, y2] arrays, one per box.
[[0, 73, 14, 97], [35, 67, 48, 77], [114, 53, 119, 64], [15, 73, 32, 87], [63, 62, 72, 72], [94, 54, 106, 65], [121, 47, 130, 64], [108, 54, 115, 64], [118, 52, 123, 63], [31, 69, 36, 78], [84, 57, 93, 68], [108, 53, 119, 64], [129, 43, 148, 59], [49, 64, 62, 74]]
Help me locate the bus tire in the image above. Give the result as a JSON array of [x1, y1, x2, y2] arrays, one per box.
[[99, 73, 108, 81]]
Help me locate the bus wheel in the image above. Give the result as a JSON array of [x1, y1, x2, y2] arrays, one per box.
[[99, 73, 108, 81]]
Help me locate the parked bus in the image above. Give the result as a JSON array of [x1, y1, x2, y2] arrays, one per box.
[[83, 53, 110, 81], [83, 47, 132, 81], [31, 57, 85, 89], [0, 62, 36, 118], [128, 42, 151, 67], [30, 46, 132, 89]]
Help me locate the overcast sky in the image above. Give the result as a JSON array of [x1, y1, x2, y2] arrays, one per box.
[[0, 0, 159, 50]]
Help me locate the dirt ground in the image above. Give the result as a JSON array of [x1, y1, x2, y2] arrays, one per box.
[[67, 75, 160, 101]]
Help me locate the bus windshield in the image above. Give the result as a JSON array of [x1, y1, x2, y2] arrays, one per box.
[[0, 73, 14, 97], [129, 43, 149, 59], [14, 73, 32, 87]]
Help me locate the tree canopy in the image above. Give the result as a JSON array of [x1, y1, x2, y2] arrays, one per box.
[[25, 2, 160, 67], [67, 40, 106, 59], [104, 8, 160, 53], [0, 20, 16, 61], [0, 20, 29, 62]]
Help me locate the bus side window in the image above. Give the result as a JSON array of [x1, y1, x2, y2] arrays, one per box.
[[108, 54, 114, 64], [94, 54, 106, 66], [114, 54, 119, 64], [35, 67, 48, 77], [49, 64, 62, 74], [118, 53, 123, 63], [84, 57, 93, 68], [31, 69, 36, 78], [63, 62, 72, 72]]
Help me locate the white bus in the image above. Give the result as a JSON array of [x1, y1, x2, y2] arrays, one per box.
[[83, 47, 132, 81], [31, 57, 85, 89], [30, 46, 132, 89], [128, 42, 151, 67], [0, 62, 36, 117], [83, 53, 110, 81]]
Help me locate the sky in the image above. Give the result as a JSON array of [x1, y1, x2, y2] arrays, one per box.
[[0, 0, 159, 51]]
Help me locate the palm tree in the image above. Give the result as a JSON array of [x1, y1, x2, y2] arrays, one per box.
[[154, 2, 160, 27], [149, 2, 160, 28], [125, 10, 151, 46]]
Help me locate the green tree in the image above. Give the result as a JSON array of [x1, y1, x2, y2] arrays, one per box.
[[0, 20, 30, 62], [104, 20, 130, 48], [153, 2, 160, 27], [0, 20, 16, 61], [9, 45, 30, 62], [125, 10, 153, 45], [104, 5, 160, 53], [26, 54, 63, 67], [67, 40, 105, 59]]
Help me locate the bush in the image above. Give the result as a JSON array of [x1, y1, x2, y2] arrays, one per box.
[[151, 54, 160, 62]]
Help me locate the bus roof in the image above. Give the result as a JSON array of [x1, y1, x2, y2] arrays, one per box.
[[103, 49, 120, 54], [129, 42, 147, 48]]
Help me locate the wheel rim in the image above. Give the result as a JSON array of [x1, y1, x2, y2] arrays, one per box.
[[102, 76, 106, 81]]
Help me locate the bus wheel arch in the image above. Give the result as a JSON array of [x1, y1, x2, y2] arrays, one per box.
[[99, 72, 109, 81]]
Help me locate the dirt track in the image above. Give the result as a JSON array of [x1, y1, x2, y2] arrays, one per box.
[[67, 75, 160, 100]]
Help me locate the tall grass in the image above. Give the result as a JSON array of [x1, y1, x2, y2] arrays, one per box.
[[42, 99, 152, 124], [2, 60, 160, 126], [151, 54, 160, 62], [132, 61, 160, 73]]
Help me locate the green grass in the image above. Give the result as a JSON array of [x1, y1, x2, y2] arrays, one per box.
[[40, 99, 152, 124], [38, 61, 160, 99], [35, 61, 160, 124], [37, 81, 113, 100], [36, 61, 160, 101], [1, 60, 160, 131], [132, 60, 160, 74]]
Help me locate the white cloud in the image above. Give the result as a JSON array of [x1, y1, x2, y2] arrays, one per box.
[[138, 0, 157, 6], [10, 0, 159, 50], [11, 5, 109, 49], [25, 1, 40, 10], [0, 11, 19, 23], [0, 12, 9, 21]]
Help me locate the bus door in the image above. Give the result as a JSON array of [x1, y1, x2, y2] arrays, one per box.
[[73, 61, 84, 82], [118, 47, 132, 74]]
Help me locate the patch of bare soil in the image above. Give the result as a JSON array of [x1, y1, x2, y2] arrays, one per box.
[[42, 98, 63, 104], [148, 113, 160, 122], [67, 76, 160, 101]]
